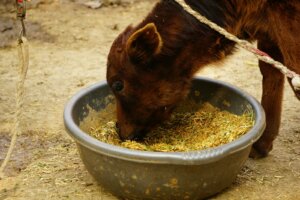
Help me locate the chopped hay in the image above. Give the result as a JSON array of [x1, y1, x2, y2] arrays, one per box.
[[79, 97, 254, 152]]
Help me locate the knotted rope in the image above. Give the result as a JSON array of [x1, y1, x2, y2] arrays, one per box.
[[0, 1, 29, 179], [0, 37, 28, 179], [174, 0, 300, 90]]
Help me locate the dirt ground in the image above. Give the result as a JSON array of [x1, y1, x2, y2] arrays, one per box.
[[0, 1, 299, 199]]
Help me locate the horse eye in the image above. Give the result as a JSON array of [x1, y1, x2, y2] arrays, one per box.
[[112, 81, 124, 92]]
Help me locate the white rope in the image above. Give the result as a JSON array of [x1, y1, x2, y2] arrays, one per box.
[[174, 0, 300, 90]]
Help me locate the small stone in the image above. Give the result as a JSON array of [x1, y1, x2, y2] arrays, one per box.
[[83, 1, 103, 9]]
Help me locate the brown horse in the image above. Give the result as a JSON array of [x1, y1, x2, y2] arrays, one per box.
[[106, 0, 300, 158]]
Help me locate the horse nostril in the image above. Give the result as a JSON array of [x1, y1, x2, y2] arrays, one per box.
[[131, 128, 146, 141], [119, 130, 144, 141], [115, 122, 120, 134], [119, 133, 135, 141], [132, 134, 144, 141], [126, 134, 136, 140]]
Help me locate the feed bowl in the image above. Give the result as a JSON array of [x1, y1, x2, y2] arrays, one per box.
[[64, 77, 265, 200]]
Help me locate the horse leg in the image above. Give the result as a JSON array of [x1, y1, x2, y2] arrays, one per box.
[[250, 39, 285, 158]]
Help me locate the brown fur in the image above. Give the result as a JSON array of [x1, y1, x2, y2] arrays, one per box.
[[106, 0, 300, 157]]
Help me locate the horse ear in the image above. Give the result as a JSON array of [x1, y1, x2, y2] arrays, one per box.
[[126, 23, 163, 65]]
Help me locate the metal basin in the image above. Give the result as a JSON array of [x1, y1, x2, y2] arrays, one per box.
[[64, 77, 265, 200]]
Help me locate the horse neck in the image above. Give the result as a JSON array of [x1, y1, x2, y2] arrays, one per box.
[[135, 1, 237, 76]]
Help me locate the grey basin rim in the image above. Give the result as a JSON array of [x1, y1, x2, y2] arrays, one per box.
[[64, 77, 266, 165]]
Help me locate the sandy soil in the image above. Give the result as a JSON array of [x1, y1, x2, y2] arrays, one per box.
[[0, 1, 299, 199]]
